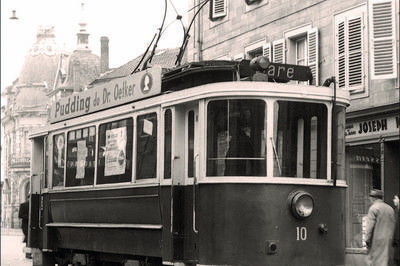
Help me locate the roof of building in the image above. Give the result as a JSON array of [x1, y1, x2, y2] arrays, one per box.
[[17, 26, 61, 89], [58, 49, 101, 92], [91, 47, 186, 85]]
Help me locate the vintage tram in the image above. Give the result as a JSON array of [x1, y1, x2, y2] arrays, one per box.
[[28, 58, 349, 266]]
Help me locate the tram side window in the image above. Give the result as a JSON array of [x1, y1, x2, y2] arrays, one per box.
[[273, 101, 327, 178], [136, 113, 158, 179], [164, 109, 172, 179], [97, 118, 133, 184], [207, 99, 267, 177], [52, 133, 65, 187], [66, 127, 96, 187]]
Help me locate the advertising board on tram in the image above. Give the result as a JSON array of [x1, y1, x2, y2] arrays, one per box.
[[50, 66, 162, 123]]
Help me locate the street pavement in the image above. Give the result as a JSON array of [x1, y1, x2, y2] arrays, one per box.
[[1, 228, 32, 266]]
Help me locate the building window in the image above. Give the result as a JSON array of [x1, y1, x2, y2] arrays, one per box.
[[210, 0, 227, 20], [335, 5, 367, 94], [284, 26, 319, 85], [296, 38, 307, 66], [245, 39, 267, 60], [346, 144, 381, 249]]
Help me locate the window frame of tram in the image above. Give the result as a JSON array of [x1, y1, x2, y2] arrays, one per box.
[[52, 133, 66, 187], [65, 126, 96, 187], [206, 99, 267, 177], [164, 109, 172, 179], [136, 112, 158, 180], [273, 100, 329, 179], [97, 118, 133, 185]]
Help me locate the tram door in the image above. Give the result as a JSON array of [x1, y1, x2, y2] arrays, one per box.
[[171, 103, 199, 263]]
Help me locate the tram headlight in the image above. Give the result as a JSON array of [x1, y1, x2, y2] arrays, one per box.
[[288, 191, 314, 219]]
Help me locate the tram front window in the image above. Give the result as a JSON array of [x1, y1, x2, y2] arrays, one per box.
[[273, 101, 327, 178], [207, 99, 267, 177]]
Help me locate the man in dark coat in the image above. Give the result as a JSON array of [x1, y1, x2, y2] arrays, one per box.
[[393, 195, 399, 266], [18, 196, 32, 259], [365, 189, 396, 266], [18, 198, 29, 243]]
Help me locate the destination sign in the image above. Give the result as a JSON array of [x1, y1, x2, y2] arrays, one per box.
[[266, 62, 313, 83], [50, 66, 162, 123], [250, 56, 313, 83]]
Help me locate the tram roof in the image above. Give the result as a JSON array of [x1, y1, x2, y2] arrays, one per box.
[[30, 60, 349, 138]]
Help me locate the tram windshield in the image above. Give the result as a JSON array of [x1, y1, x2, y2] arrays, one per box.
[[273, 101, 327, 178], [207, 99, 267, 176], [206, 99, 331, 179]]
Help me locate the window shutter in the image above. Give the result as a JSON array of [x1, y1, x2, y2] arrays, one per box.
[[336, 20, 346, 88], [273, 39, 285, 63], [262, 43, 271, 60], [348, 16, 363, 88], [307, 28, 319, 85], [369, 0, 397, 79], [211, 0, 227, 19], [335, 15, 364, 91]]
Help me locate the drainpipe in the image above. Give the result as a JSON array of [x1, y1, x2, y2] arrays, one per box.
[[195, 0, 202, 61]]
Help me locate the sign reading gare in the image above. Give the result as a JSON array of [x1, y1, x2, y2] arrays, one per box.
[[50, 66, 162, 123]]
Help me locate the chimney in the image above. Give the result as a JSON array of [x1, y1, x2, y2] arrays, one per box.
[[100, 36, 109, 73]]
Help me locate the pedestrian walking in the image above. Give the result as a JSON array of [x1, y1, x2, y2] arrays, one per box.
[[393, 195, 399, 266], [18, 196, 32, 259], [365, 189, 396, 266]]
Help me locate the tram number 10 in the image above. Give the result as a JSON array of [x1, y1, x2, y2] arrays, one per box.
[[296, 227, 307, 241]]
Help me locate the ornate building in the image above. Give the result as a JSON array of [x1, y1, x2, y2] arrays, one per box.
[[1, 5, 107, 228], [1, 25, 59, 228]]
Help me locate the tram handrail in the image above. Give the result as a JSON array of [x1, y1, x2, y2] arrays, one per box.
[[193, 154, 199, 234], [270, 137, 282, 176]]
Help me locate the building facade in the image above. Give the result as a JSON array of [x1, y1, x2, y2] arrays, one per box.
[[186, 0, 399, 264], [1, 12, 106, 228], [1, 26, 60, 229]]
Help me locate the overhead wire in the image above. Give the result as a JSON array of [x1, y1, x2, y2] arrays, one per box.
[[175, 0, 210, 66], [142, 0, 168, 70], [132, 0, 209, 73], [131, 0, 168, 73]]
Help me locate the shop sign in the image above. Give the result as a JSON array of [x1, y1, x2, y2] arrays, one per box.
[[345, 115, 399, 139], [50, 66, 162, 123]]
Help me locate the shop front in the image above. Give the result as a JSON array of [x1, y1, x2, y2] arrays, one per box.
[[344, 105, 399, 265]]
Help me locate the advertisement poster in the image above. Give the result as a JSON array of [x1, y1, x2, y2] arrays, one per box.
[[56, 134, 65, 168], [105, 127, 127, 176], [76, 140, 88, 179]]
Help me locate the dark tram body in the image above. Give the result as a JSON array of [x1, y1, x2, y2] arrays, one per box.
[[29, 59, 349, 266]]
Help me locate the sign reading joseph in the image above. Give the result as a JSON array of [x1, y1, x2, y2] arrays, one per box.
[[50, 66, 162, 123]]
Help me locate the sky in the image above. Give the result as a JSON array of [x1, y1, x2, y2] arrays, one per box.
[[1, 0, 189, 94]]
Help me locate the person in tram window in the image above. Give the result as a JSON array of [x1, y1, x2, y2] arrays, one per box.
[[365, 189, 396, 266], [225, 106, 254, 176]]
